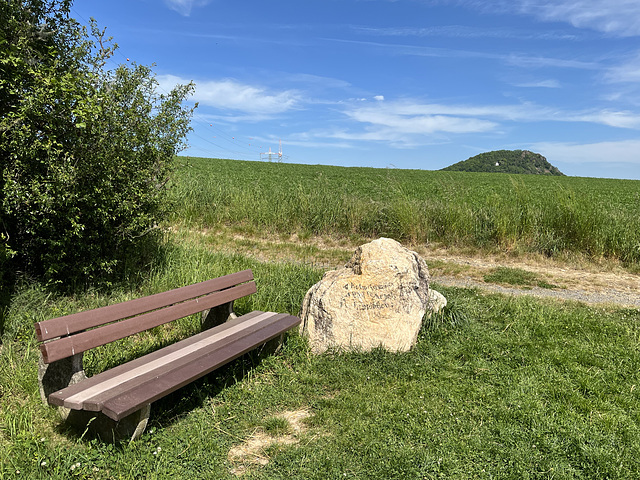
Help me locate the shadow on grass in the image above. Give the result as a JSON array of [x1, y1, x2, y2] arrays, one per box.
[[149, 341, 281, 431], [1, 235, 175, 341], [56, 340, 283, 445], [63, 233, 176, 296], [0, 270, 16, 340]]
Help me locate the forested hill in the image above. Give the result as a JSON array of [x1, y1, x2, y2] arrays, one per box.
[[441, 150, 565, 176]]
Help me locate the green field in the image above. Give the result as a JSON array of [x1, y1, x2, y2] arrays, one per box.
[[2, 158, 640, 478], [171, 157, 640, 267]]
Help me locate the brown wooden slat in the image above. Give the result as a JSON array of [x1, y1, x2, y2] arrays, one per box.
[[35, 270, 253, 341], [51, 312, 275, 409], [101, 313, 301, 420], [48, 311, 267, 407], [40, 282, 257, 364], [78, 313, 286, 412]]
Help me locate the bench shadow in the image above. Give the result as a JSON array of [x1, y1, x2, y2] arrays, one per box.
[[1, 235, 172, 341], [149, 338, 282, 430], [0, 272, 16, 340], [58, 338, 283, 445]]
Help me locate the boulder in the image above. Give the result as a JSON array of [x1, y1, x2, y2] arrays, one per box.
[[427, 289, 447, 316], [300, 238, 432, 353]]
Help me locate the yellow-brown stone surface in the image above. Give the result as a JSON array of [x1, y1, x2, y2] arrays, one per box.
[[301, 238, 433, 353]]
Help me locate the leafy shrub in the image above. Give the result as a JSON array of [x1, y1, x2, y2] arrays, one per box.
[[0, 0, 195, 287]]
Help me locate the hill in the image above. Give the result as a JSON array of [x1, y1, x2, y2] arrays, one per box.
[[441, 150, 564, 175]]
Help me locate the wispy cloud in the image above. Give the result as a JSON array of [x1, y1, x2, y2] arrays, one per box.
[[324, 37, 600, 70], [345, 101, 541, 125], [286, 73, 352, 90], [164, 0, 212, 17], [504, 53, 598, 70], [521, 0, 640, 37], [158, 75, 302, 115], [315, 127, 452, 149], [605, 51, 640, 83], [308, 100, 499, 147], [566, 110, 640, 129], [345, 106, 497, 135], [351, 24, 579, 41], [532, 139, 640, 165], [514, 79, 562, 88], [316, 98, 640, 147], [467, 0, 640, 37]]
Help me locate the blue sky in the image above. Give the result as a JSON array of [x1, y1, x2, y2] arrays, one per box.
[[72, 0, 640, 180]]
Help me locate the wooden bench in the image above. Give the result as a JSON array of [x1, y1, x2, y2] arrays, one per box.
[[34, 269, 300, 441]]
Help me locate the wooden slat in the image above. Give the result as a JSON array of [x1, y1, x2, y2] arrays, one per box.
[[48, 311, 266, 406], [101, 313, 301, 420], [35, 270, 254, 341], [55, 311, 278, 409], [40, 282, 257, 364], [80, 313, 290, 412]]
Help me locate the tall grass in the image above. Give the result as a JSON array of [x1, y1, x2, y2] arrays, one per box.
[[169, 158, 640, 265]]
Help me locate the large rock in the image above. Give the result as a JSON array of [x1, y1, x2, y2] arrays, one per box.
[[427, 289, 447, 316], [301, 238, 433, 353]]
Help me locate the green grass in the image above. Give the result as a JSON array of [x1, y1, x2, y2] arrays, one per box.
[[262, 416, 292, 436], [1, 238, 639, 479], [169, 157, 640, 267], [484, 267, 558, 289]]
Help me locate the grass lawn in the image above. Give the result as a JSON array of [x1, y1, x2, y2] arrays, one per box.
[[483, 267, 559, 289], [1, 238, 639, 479]]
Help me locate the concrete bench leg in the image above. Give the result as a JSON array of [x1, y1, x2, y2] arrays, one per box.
[[39, 353, 150, 442], [66, 405, 151, 442], [38, 352, 87, 407], [259, 333, 284, 356], [201, 300, 236, 330]]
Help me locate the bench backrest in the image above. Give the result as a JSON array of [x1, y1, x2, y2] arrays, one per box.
[[35, 270, 257, 364]]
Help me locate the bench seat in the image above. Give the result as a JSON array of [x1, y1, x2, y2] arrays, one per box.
[[34, 270, 302, 440], [49, 311, 299, 421]]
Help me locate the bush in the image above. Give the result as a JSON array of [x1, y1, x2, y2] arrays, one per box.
[[0, 0, 195, 287]]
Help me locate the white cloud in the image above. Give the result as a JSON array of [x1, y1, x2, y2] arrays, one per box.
[[352, 24, 579, 41], [287, 73, 352, 90], [472, 0, 640, 37], [378, 101, 640, 129], [374, 95, 385, 101], [312, 100, 500, 147], [523, 0, 640, 37], [157, 75, 301, 115], [326, 37, 599, 70], [319, 127, 448, 149], [567, 110, 640, 129], [515, 79, 562, 88], [352, 101, 557, 125], [329, 99, 640, 147], [345, 103, 497, 135], [164, 0, 212, 17], [532, 139, 640, 165], [504, 54, 598, 70], [605, 52, 640, 83]]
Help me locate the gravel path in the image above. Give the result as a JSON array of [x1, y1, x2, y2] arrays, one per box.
[[433, 274, 640, 309]]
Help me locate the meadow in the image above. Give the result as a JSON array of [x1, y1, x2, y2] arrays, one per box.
[[171, 157, 640, 267], [1, 158, 639, 478]]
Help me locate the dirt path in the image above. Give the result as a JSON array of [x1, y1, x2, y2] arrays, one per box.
[[411, 247, 640, 308], [432, 274, 640, 308], [180, 228, 640, 309]]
